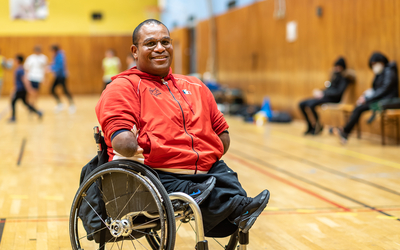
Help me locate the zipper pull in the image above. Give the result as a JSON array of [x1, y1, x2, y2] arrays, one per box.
[[161, 79, 168, 85]]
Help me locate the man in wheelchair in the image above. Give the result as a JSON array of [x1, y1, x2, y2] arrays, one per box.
[[95, 19, 270, 237]]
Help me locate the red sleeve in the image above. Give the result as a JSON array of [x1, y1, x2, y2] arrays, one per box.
[[203, 84, 229, 135], [95, 77, 140, 142]]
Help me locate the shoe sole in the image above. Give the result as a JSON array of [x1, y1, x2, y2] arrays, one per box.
[[241, 190, 270, 233], [194, 177, 216, 205]]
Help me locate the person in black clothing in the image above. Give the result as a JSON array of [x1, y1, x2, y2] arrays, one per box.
[[299, 57, 351, 135], [335, 52, 399, 144], [9, 55, 42, 122]]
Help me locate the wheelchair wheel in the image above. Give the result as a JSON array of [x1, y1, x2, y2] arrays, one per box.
[[69, 161, 176, 250], [146, 206, 240, 250]]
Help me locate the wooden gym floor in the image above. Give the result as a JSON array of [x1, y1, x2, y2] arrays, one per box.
[[0, 96, 399, 250]]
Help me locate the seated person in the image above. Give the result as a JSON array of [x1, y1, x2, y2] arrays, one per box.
[[335, 52, 399, 144], [95, 19, 270, 236], [299, 57, 353, 135]]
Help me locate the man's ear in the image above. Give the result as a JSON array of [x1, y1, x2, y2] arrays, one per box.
[[131, 45, 138, 61]]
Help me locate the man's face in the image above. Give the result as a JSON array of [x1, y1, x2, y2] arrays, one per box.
[[131, 24, 173, 77]]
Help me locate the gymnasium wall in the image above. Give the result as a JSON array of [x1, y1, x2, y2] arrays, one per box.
[[195, 0, 400, 119], [0, 0, 158, 95], [170, 28, 191, 75]]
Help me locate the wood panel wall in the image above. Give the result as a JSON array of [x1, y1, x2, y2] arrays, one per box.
[[195, 0, 400, 116], [170, 28, 191, 75], [0, 36, 132, 95]]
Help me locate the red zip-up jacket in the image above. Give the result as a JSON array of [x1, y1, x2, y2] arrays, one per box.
[[95, 68, 229, 174]]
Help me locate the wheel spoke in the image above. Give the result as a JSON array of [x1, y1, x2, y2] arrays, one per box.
[[188, 220, 197, 242], [176, 221, 182, 233], [130, 235, 138, 250], [128, 234, 149, 250], [82, 196, 111, 231], [97, 234, 119, 250], [132, 217, 161, 230], [78, 224, 108, 240], [130, 202, 151, 224], [115, 184, 142, 220], [109, 236, 118, 250], [110, 176, 119, 216], [211, 237, 225, 248], [95, 179, 109, 203]]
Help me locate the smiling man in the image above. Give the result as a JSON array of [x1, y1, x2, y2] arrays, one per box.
[[95, 19, 269, 236]]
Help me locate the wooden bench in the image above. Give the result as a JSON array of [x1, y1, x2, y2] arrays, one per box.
[[381, 109, 400, 145]]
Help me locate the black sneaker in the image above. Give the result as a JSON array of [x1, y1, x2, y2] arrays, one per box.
[[334, 127, 348, 145], [187, 176, 216, 205], [232, 190, 270, 233], [304, 127, 314, 135], [38, 111, 43, 120], [313, 122, 323, 135]]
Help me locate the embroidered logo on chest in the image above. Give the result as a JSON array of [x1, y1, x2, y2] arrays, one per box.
[[149, 87, 161, 97], [182, 89, 191, 95]]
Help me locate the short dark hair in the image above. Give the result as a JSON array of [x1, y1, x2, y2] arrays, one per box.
[[51, 45, 59, 52], [132, 19, 169, 45], [334, 57, 346, 70], [16, 54, 24, 63], [369, 52, 389, 68]]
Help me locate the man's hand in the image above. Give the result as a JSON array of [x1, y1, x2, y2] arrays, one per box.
[[112, 125, 143, 157], [356, 96, 366, 106], [312, 89, 324, 99]]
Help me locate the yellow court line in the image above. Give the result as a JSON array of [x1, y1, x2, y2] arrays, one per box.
[[271, 131, 400, 170]]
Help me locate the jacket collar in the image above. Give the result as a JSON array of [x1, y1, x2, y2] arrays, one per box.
[[111, 67, 194, 114]]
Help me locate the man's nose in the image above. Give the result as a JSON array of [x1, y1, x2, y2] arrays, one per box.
[[154, 41, 165, 52]]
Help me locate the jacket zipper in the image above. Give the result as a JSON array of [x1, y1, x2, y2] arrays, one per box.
[[162, 79, 200, 174]]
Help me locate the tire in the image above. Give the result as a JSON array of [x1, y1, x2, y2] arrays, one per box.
[[69, 160, 176, 250]]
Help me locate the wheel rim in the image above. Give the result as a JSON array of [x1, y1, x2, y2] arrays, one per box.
[[70, 168, 168, 250]]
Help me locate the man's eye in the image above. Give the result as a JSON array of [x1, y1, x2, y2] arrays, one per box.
[[161, 40, 170, 46], [145, 41, 156, 47]]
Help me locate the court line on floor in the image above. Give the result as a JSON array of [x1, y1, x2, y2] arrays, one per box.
[[271, 130, 400, 170], [226, 153, 350, 211], [227, 150, 400, 221], [17, 137, 27, 166], [232, 135, 400, 196], [262, 207, 400, 216]]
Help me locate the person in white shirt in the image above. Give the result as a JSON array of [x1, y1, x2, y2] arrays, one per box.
[[24, 46, 48, 108], [102, 49, 121, 89]]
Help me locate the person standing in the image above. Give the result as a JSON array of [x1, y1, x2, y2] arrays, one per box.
[[102, 49, 121, 89], [9, 55, 42, 122], [335, 52, 399, 144], [49, 45, 75, 113], [24, 45, 48, 108]]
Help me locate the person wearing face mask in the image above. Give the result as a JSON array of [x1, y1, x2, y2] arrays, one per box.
[[335, 52, 399, 144], [299, 57, 353, 135]]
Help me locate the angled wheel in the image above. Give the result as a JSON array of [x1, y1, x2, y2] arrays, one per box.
[[69, 160, 176, 250], [146, 201, 240, 250]]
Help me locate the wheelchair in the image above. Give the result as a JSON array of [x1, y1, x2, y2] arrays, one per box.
[[69, 127, 251, 249]]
